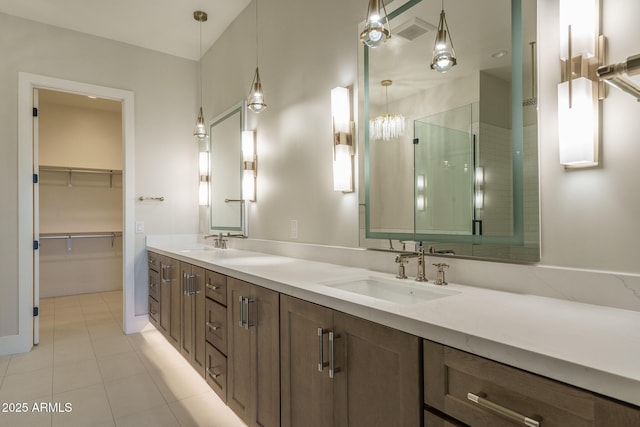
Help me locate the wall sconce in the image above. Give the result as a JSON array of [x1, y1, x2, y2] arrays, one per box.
[[416, 174, 426, 211], [331, 87, 355, 192], [198, 151, 210, 206], [242, 130, 257, 202], [557, 0, 606, 168], [474, 166, 484, 209]]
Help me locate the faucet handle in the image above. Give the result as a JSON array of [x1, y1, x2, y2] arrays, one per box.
[[432, 263, 449, 285]]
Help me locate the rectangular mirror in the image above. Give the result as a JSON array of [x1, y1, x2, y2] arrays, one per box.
[[359, 0, 539, 262], [209, 101, 246, 233]]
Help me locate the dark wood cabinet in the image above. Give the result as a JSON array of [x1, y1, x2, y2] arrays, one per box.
[[424, 340, 640, 427], [179, 262, 206, 376], [280, 295, 421, 427], [147, 252, 160, 329], [227, 277, 280, 427]]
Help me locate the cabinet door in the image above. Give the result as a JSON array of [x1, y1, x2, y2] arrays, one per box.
[[251, 284, 280, 427], [192, 265, 206, 377], [280, 295, 333, 427], [180, 262, 194, 361], [159, 255, 180, 348], [333, 312, 421, 427], [227, 278, 253, 424]]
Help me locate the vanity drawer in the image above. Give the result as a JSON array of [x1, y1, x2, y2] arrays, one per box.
[[148, 269, 159, 301], [148, 251, 159, 272], [205, 341, 227, 403], [205, 270, 227, 306], [205, 297, 227, 354], [148, 296, 159, 324], [425, 409, 467, 427], [424, 340, 595, 427]]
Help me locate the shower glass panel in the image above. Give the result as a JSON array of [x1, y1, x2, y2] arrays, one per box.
[[414, 104, 474, 235]]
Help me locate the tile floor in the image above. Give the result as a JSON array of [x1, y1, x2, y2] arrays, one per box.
[[0, 291, 247, 427]]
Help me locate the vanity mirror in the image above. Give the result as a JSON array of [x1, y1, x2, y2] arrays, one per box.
[[208, 101, 246, 234], [359, 0, 539, 262]]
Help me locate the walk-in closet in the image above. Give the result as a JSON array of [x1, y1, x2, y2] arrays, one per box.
[[38, 89, 123, 299]]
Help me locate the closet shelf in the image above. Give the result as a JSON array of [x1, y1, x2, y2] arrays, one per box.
[[39, 165, 122, 188]]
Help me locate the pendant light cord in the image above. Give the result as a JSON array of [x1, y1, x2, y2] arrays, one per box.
[[255, 0, 259, 68], [199, 19, 203, 106]]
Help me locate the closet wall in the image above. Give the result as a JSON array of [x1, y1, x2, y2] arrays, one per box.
[[38, 90, 123, 298]]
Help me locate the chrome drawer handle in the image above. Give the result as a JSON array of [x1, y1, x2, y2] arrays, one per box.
[[206, 283, 220, 291], [206, 322, 221, 331], [467, 393, 541, 427], [207, 367, 221, 379]]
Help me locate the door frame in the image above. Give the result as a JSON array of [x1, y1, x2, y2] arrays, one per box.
[[12, 72, 140, 354]]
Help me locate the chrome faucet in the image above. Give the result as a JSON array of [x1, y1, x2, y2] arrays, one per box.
[[204, 233, 227, 249], [394, 246, 427, 282], [433, 263, 449, 285]]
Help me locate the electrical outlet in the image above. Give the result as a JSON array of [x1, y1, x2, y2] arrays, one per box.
[[290, 220, 298, 239], [135, 221, 145, 234]]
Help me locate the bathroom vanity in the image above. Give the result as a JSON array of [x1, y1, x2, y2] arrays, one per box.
[[147, 241, 639, 426]]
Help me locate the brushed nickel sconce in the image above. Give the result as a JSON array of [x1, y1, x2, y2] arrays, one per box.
[[557, 0, 606, 168], [331, 87, 355, 192], [242, 130, 257, 201], [198, 151, 210, 206]]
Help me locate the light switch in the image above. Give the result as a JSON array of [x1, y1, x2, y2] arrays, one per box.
[[135, 221, 145, 233]]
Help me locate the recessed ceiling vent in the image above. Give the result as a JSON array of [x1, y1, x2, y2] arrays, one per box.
[[394, 17, 436, 41]]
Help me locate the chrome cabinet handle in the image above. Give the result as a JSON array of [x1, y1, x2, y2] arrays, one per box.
[[206, 282, 220, 291], [467, 393, 541, 427], [206, 322, 221, 331], [207, 367, 221, 380], [329, 332, 341, 379], [317, 328, 329, 372], [238, 295, 244, 327], [193, 275, 201, 295], [161, 263, 173, 282], [244, 298, 254, 330]]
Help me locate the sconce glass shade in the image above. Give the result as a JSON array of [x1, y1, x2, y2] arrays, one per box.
[[559, 0, 596, 60], [557, 77, 598, 166], [198, 151, 209, 206], [193, 107, 208, 140], [248, 67, 267, 113], [331, 87, 350, 134], [333, 144, 353, 192], [241, 130, 257, 201], [431, 10, 457, 73], [360, 0, 391, 48]]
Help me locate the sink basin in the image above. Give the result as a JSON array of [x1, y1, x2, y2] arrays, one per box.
[[321, 277, 458, 305]]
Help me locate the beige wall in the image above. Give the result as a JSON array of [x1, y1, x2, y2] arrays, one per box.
[[0, 12, 199, 336], [202, 0, 640, 276]]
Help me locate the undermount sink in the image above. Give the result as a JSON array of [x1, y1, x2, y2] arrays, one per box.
[[320, 276, 458, 305]]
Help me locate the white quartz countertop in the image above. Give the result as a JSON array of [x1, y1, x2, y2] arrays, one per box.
[[146, 242, 640, 406]]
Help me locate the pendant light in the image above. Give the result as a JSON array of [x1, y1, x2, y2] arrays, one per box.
[[370, 80, 405, 141], [360, 0, 391, 48], [431, 0, 457, 73], [193, 10, 208, 140], [248, 0, 266, 113]]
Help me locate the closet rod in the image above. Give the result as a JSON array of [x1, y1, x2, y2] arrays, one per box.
[[40, 232, 122, 240], [39, 166, 122, 175]]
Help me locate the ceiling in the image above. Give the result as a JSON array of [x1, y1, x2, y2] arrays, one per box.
[[0, 0, 252, 61]]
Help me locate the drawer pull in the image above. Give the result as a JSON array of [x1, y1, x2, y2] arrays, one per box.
[[207, 367, 221, 379], [329, 331, 341, 379], [317, 328, 329, 372], [467, 393, 541, 427], [206, 283, 220, 291], [206, 322, 221, 331]]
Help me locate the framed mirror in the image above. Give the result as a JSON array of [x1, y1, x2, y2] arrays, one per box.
[[209, 101, 246, 233], [359, 0, 539, 262]]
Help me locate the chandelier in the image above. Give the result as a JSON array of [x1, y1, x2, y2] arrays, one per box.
[[370, 80, 405, 141]]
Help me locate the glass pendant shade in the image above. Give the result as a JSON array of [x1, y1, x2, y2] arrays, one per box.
[[360, 0, 391, 48], [248, 67, 267, 113], [431, 9, 457, 73], [193, 107, 207, 140]]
